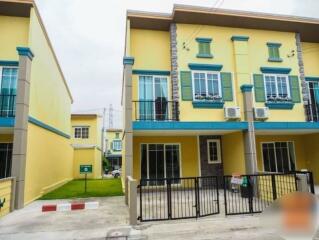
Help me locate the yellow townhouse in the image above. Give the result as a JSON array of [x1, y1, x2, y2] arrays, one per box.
[[0, 0, 73, 216], [71, 114, 102, 179], [105, 128, 123, 171], [122, 4, 319, 195]]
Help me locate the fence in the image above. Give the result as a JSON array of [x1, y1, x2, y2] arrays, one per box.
[[138, 176, 219, 222], [0, 95, 16, 117], [133, 100, 179, 121], [223, 172, 314, 215]]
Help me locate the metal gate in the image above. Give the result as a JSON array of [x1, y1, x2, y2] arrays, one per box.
[[138, 176, 219, 221], [223, 172, 315, 215]]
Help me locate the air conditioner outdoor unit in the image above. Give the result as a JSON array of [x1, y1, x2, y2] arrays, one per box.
[[224, 107, 241, 119], [254, 107, 269, 120]]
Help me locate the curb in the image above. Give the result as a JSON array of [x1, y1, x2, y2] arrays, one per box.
[[42, 201, 99, 212]]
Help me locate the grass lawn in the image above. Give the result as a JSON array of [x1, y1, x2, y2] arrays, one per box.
[[40, 178, 124, 200]]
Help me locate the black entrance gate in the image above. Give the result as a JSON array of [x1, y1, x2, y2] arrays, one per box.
[[138, 176, 219, 221]]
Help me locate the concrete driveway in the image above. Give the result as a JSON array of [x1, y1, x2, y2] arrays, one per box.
[[0, 196, 129, 240]]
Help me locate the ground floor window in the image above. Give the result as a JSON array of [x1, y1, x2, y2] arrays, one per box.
[[262, 142, 296, 173], [0, 143, 13, 179], [141, 144, 180, 183]]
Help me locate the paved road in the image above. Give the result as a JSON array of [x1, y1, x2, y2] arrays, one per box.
[[0, 196, 318, 240]]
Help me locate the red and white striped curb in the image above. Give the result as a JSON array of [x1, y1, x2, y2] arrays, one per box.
[[42, 201, 99, 212]]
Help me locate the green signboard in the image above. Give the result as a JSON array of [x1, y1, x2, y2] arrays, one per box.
[[80, 165, 93, 174]]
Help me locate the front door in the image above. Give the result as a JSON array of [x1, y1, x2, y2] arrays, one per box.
[[199, 136, 223, 184]]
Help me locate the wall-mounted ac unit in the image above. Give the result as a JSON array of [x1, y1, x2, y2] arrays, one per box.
[[254, 107, 269, 120], [224, 107, 241, 119]]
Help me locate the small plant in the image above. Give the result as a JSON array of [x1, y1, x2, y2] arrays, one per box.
[[0, 198, 5, 209]]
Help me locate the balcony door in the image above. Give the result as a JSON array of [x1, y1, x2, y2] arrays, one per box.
[[307, 81, 319, 122], [0, 67, 18, 117], [139, 76, 168, 120]]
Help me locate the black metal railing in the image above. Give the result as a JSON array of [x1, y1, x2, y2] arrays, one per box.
[[138, 176, 219, 222], [133, 100, 179, 121], [0, 95, 16, 117], [306, 102, 319, 122]]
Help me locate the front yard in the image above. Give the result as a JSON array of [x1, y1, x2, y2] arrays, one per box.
[[40, 178, 123, 200]]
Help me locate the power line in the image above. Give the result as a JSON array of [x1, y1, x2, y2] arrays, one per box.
[[182, 0, 225, 50]]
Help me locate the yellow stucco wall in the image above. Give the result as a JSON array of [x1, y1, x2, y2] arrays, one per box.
[[71, 115, 102, 147], [132, 136, 199, 180], [303, 133, 319, 184], [0, 15, 29, 60], [73, 148, 102, 179], [0, 134, 13, 142], [222, 132, 246, 175], [23, 9, 74, 205], [71, 115, 102, 179], [24, 123, 73, 204], [255, 135, 308, 173], [28, 8, 72, 135], [130, 29, 170, 71], [0, 178, 13, 217], [176, 24, 304, 122], [302, 42, 319, 77], [106, 130, 123, 155]]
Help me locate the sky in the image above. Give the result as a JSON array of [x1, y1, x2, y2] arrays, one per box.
[[35, 0, 319, 127]]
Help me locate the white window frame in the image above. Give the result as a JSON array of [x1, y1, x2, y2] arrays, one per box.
[[261, 141, 297, 173], [73, 126, 89, 139], [263, 74, 291, 101], [140, 143, 182, 180], [207, 139, 222, 164], [192, 71, 222, 101]]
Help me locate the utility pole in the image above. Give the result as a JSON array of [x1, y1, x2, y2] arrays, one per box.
[[101, 107, 106, 177], [109, 104, 113, 129]]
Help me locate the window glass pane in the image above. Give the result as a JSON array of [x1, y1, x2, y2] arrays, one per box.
[[194, 73, 206, 99], [265, 76, 277, 100], [262, 143, 276, 172], [148, 144, 165, 184], [288, 142, 296, 171], [139, 76, 154, 120], [165, 145, 180, 183], [82, 127, 89, 138], [277, 76, 288, 98], [0, 143, 13, 179]]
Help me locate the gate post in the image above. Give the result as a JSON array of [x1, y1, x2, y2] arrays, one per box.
[[127, 176, 137, 225], [167, 179, 172, 219], [271, 174, 277, 200]]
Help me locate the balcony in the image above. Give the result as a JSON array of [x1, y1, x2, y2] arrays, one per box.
[[133, 100, 179, 121]]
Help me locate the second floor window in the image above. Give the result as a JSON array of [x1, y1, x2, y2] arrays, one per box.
[[74, 127, 89, 139], [264, 74, 290, 102], [193, 72, 221, 101], [112, 140, 122, 151]]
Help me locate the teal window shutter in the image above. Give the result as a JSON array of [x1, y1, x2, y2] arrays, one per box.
[[180, 71, 193, 101], [220, 72, 233, 101], [267, 43, 282, 62], [289, 75, 301, 103], [199, 42, 210, 55], [253, 74, 266, 102]]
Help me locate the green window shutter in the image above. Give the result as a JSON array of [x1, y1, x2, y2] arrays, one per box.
[[268, 46, 280, 59], [199, 42, 211, 55], [221, 72, 233, 101], [289, 75, 301, 103], [180, 71, 193, 101], [253, 74, 266, 102]]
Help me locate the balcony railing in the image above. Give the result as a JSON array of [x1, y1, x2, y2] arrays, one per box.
[[133, 100, 179, 121], [0, 95, 16, 118], [306, 102, 319, 122]]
